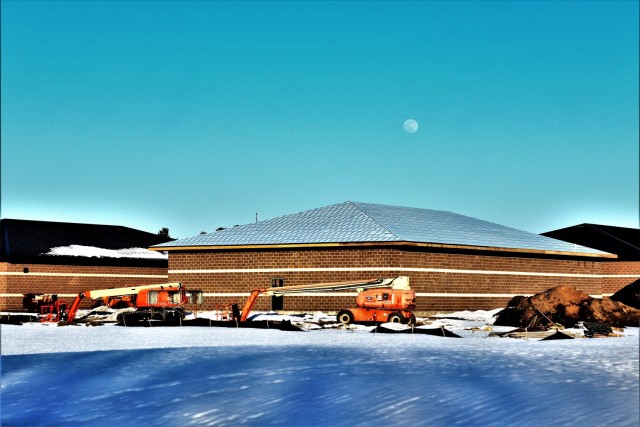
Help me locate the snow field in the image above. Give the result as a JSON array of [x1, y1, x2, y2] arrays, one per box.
[[1, 312, 638, 426]]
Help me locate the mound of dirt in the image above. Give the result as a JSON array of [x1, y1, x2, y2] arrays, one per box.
[[493, 286, 640, 328], [610, 280, 640, 310]]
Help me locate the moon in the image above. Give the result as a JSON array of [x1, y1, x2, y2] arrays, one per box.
[[403, 119, 418, 134]]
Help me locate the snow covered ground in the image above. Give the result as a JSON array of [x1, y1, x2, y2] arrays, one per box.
[[1, 310, 638, 427]]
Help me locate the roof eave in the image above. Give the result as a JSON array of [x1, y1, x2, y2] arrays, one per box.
[[149, 241, 617, 259]]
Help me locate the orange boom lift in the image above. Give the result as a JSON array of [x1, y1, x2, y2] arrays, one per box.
[[237, 276, 416, 325], [24, 283, 203, 324]]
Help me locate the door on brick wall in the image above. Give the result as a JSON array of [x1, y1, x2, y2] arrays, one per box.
[[271, 278, 284, 311]]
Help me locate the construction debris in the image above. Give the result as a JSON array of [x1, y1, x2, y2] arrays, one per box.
[[493, 286, 640, 329], [583, 321, 614, 338], [0, 313, 38, 325], [540, 330, 575, 340], [115, 317, 305, 331], [371, 324, 462, 337]]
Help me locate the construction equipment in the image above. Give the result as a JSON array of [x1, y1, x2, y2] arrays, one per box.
[[24, 283, 203, 324], [236, 276, 416, 325], [337, 285, 417, 325], [23, 294, 69, 322]]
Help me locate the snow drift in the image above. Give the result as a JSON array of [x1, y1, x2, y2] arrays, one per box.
[[1, 311, 638, 427]]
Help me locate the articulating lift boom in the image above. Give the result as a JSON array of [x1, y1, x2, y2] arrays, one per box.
[[238, 276, 414, 324], [65, 283, 188, 323]]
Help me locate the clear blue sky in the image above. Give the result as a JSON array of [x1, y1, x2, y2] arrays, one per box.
[[2, 1, 638, 239]]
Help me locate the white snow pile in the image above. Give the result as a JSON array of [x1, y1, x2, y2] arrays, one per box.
[[1, 311, 638, 427], [434, 308, 503, 321], [44, 245, 168, 259]]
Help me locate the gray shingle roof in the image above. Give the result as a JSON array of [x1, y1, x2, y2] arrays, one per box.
[[153, 202, 611, 256]]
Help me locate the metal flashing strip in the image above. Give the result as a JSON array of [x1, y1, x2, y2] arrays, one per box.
[[417, 293, 530, 298], [203, 292, 506, 298], [0, 272, 168, 278], [418, 292, 602, 299], [203, 292, 358, 297], [0, 292, 610, 299], [169, 267, 639, 279], [200, 292, 608, 298], [0, 293, 80, 298]]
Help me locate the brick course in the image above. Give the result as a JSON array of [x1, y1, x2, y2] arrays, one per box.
[[166, 246, 640, 315], [3, 247, 638, 315], [0, 262, 168, 311]]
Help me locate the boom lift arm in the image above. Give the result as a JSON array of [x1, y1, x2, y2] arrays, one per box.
[[65, 283, 182, 323], [239, 277, 409, 322]]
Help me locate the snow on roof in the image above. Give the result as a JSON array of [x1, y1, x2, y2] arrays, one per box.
[[0, 218, 173, 259], [44, 245, 168, 260], [153, 201, 611, 257]]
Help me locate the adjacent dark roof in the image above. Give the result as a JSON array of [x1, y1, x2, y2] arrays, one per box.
[[0, 219, 172, 267], [153, 201, 612, 258], [542, 224, 640, 261]]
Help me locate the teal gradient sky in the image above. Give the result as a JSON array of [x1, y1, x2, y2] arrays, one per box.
[[2, 1, 638, 239]]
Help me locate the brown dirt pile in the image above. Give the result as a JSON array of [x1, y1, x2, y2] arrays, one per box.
[[493, 286, 640, 328]]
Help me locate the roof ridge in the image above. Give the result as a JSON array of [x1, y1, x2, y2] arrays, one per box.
[[348, 201, 401, 240]]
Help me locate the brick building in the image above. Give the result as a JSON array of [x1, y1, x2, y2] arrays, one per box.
[[151, 202, 640, 315], [0, 219, 171, 311]]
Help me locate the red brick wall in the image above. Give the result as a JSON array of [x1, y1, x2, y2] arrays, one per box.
[[167, 249, 401, 312], [0, 262, 168, 311], [8, 249, 631, 314], [602, 261, 640, 295], [167, 247, 640, 315]]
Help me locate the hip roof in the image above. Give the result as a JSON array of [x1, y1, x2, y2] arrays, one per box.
[[153, 202, 612, 258]]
